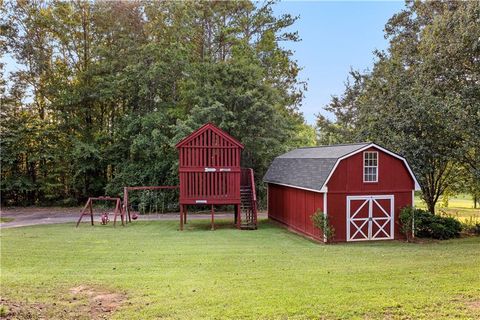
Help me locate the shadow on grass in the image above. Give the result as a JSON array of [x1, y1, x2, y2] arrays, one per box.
[[182, 219, 236, 231], [180, 217, 275, 231]]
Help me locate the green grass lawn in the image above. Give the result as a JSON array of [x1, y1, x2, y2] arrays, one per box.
[[1, 220, 480, 319], [415, 194, 480, 223], [0, 217, 14, 223]]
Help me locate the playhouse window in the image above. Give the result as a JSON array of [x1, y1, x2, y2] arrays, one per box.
[[363, 151, 378, 182]]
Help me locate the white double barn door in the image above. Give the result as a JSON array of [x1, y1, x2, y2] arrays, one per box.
[[346, 195, 394, 241]]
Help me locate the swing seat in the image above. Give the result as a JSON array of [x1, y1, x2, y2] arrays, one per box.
[[131, 212, 139, 220], [101, 212, 110, 225]]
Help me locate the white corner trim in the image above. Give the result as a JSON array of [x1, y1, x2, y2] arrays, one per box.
[[323, 192, 328, 242], [412, 190, 415, 208], [320, 143, 421, 191]]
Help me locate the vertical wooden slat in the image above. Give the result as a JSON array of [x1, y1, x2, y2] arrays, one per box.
[[188, 171, 192, 198], [212, 132, 216, 167], [196, 172, 199, 198], [208, 128, 211, 166], [194, 136, 198, 167], [197, 135, 200, 167], [201, 133, 204, 167], [219, 135, 223, 168]]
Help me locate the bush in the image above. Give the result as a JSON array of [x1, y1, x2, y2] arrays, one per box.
[[399, 207, 462, 240], [399, 206, 415, 241], [475, 224, 480, 235], [460, 215, 480, 235], [311, 209, 335, 242]]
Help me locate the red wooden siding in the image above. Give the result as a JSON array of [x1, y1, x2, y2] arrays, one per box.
[[326, 147, 415, 193], [268, 184, 323, 241], [177, 124, 243, 205]]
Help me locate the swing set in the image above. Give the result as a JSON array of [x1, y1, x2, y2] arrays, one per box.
[[76, 196, 124, 227], [76, 186, 178, 227]]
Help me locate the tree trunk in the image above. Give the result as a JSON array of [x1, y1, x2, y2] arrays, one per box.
[[426, 199, 436, 215]]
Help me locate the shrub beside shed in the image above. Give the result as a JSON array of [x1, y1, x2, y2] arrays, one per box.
[[263, 143, 420, 242]]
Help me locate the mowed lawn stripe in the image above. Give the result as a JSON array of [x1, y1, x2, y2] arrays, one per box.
[[1, 219, 479, 319]]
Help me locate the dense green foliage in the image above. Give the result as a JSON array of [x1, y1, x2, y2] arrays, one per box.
[[1, 1, 315, 206], [399, 206, 416, 241], [400, 206, 462, 240], [310, 209, 334, 242], [1, 220, 480, 318], [317, 1, 480, 213]]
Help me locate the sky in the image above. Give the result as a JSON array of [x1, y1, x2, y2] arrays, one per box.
[[272, 1, 405, 124]]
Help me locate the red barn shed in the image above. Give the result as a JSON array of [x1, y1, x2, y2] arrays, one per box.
[[263, 143, 420, 242], [176, 123, 257, 230]]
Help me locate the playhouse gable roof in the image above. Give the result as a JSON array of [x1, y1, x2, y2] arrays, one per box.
[[175, 123, 244, 149], [263, 142, 420, 192]]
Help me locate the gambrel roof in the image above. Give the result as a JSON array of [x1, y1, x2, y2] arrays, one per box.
[[263, 143, 420, 192]]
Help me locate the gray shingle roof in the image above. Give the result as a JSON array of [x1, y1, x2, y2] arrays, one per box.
[[263, 143, 370, 192]]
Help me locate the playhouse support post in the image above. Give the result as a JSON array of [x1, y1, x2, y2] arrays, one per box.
[[234, 205, 237, 224], [179, 205, 184, 231], [183, 207, 187, 224], [211, 205, 215, 231]]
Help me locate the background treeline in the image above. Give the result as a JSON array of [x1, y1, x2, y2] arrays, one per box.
[[317, 1, 479, 213], [1, 0, 315, 207], [1, 1, 479, 213]]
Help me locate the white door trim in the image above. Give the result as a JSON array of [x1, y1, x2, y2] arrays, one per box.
[[346, 195, 394, 242]]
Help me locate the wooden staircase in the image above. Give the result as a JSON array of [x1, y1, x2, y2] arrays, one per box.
[[240, 168, 257, 229]]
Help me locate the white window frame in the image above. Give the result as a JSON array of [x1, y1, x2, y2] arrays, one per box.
[[363, 151, 378, 183]]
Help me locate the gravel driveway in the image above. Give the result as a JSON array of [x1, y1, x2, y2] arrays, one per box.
[[1, 207, 265, 229]]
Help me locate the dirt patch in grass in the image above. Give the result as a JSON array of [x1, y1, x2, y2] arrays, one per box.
[[0, 286, 126, 320], [69, 285, 127, 319], [1, 298, 44, 319], [466, 299, 480, 310]]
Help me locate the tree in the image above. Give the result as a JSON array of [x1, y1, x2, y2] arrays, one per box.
[[2, 1, 312, 206], [316, 71, 365, 145], [316, 1, 480, 214]]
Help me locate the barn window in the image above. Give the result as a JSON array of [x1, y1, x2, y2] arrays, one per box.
[[363, 151, 378, 182]]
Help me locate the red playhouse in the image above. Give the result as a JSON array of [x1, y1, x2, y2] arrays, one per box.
[[77, 123, 257, 231], [176, 123, 257, 230], [263, 143, 420, 242]]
